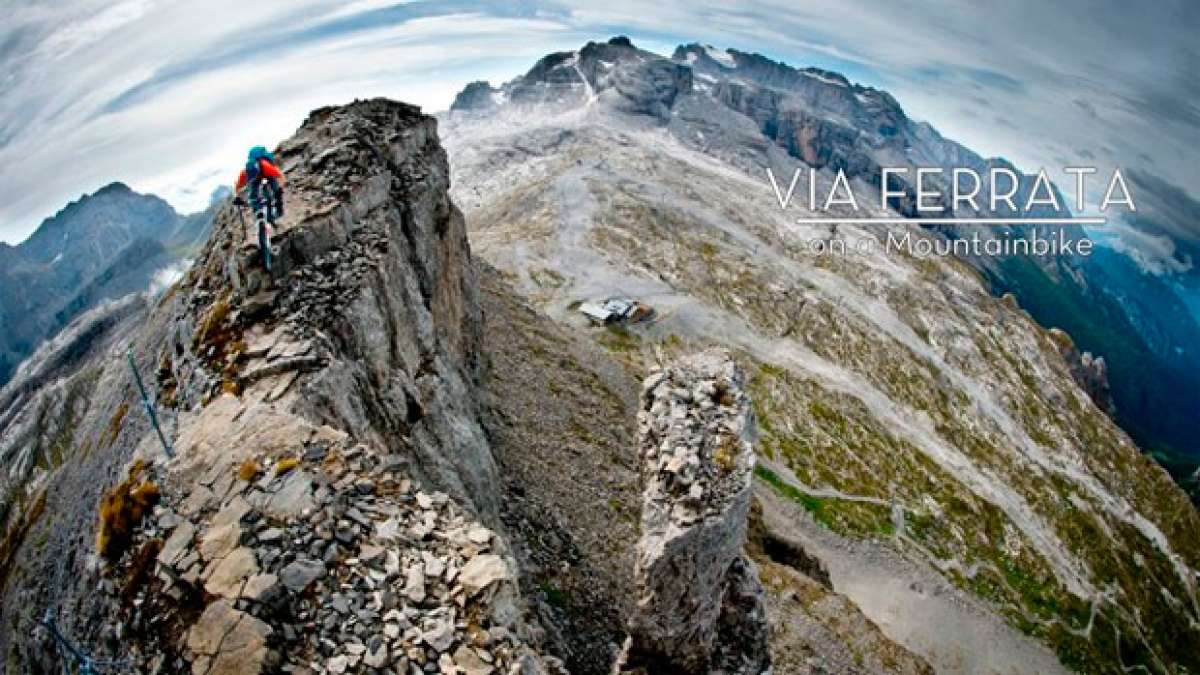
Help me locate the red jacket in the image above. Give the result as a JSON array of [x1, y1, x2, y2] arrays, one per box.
[[235, 159, 283, 190]]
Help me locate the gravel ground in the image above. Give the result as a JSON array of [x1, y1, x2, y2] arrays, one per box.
[[756, 483, 1068, 675], [477, 263, 643, 674]]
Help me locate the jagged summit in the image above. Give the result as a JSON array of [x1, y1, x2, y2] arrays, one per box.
[[449, 81, 497, 113], [448, 37, 1064, 224], [450, 37, 691, 119], [25, 181, 174, 255], [0, 98, 555, 673], [94, 180, 135, 195]]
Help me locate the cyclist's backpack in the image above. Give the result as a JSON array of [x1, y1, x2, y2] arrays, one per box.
[[244, 158, 261, 185], [245, 146, 277, 183]]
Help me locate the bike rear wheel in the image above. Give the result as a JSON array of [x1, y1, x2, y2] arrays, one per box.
[[258, 221, 273, 272]]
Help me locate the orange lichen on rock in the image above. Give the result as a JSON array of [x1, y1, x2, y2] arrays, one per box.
[[96, 460, 161, 562], [238, 459, 260, 481], [104, 402, 129, 448], [274, 457, 300, 476]]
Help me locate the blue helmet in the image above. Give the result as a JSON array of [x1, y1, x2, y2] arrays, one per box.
[[247, 145, 274, 163]]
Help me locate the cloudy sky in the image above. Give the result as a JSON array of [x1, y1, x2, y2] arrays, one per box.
[[2, 0, 1196, 276]]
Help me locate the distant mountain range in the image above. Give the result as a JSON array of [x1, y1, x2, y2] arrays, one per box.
[[672, 42, 1200, 460], [439, 36, 1200, 671], [3, 39, 1196, 493], [0, 182, 214, 385], [1, 39, 1198, 675], [454, 38, 1200, 493]]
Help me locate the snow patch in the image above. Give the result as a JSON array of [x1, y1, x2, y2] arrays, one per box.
[[704, 45, 737, 68], [803, 70, 847, 87], [571, 58, 597, 106]]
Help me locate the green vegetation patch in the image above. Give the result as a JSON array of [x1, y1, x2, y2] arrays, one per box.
[[755, 465, 893, 536], [597, 324, 640, 354]]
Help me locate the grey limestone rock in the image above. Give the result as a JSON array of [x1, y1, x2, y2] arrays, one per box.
[[618, 349, 769, 674]]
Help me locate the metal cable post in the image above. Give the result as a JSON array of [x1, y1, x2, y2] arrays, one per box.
[[39, 610, 129, 673], [126, 347, 174, 458]]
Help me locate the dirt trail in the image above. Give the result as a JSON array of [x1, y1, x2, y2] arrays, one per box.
[[757, 485, 1068, 675]]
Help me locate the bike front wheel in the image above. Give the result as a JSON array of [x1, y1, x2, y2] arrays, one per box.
[[258, 223, 273, 272]]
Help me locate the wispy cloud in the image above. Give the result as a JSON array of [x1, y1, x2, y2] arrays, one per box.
[[148, 257, 192, 295], [0, 0, 1196, 287], [1098, 225, 1193, 276], [0, 1, 578, 241]]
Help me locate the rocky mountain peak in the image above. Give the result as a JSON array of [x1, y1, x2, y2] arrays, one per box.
[[94, 180, 135, 196], [0, 177, 208, 387], [449, 81, 498, 113], [451, 36, 691, 120], [21, 181, 176, 261]]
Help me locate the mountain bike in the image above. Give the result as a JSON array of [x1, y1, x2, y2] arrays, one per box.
[[235, 184, 277, 272], [255, 193, 274, 273]]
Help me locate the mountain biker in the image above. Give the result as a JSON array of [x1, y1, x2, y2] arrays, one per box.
[[233, 146, 285, 223]]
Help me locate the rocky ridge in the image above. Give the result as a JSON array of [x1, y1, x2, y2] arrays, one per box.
[[104, 436, 556, 674], [618, 350, 768, 674], [1, 99, 555, 672], [1, 97, 777, 675]]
